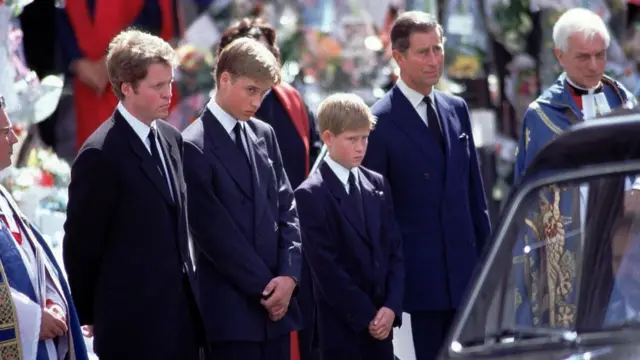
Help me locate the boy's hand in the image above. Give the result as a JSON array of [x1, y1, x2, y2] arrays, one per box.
[[369, 307, 395, 340]]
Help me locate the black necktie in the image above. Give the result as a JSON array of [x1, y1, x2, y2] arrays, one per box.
[[234, 122, 250, 166], [423, 96, 444, 152], [348, 171, 365, 222], [148, 127, 166, 179]]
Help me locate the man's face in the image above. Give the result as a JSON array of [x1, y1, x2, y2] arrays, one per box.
[[217, 73, 272, 121], [122, 63, 174, 123], [0, 109, 18, 170], [555, 33, 607, 89], [393, 29, 444, 93], [322, 127, 370, 169]]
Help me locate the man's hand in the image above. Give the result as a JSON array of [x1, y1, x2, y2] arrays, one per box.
[[82, 325, 94, 338], [260, 276, 296, 322], [368, 307, 395, 340], [72, 58, 109, 95], [40, 307, 68, 340]]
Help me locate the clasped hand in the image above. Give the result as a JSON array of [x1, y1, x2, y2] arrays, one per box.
[[40, 304, 67, 340], [369, 307, 395, 340], [260, 276, 296, 322]]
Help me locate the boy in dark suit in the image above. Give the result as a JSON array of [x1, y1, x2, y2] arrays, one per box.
[[182, 37, 302, 360], [294, 93, 404, 360]]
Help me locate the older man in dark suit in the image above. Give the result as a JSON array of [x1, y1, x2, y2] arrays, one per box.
[[362, 11, 491, 360], [63, 30, 203, 360], [182, 37, 302, 360]]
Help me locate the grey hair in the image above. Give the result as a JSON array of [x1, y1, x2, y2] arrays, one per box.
[[0, 96, 4, 109], [552, 8, 610, 52]]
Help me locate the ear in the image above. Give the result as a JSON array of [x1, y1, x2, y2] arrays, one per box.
[[121, 82, 133, 98], [219, 72, 233, 88], [554, 48, 564, 66], [321, 130, 333, 148], [392, 49, 404, 67]]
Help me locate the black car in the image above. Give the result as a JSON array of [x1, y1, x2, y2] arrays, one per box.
[[439, 108, 640, 360]]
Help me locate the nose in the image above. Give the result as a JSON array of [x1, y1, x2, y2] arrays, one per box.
[[9, 130, 18, 145], [251, 96, 263, 109], [587, 55, 598, 71], [162, 85, 172, 99], [425, 51, 438, 66]]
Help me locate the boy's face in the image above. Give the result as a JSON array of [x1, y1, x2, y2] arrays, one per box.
[[217, 72, 272, 121], [322, 127, 370, 169]]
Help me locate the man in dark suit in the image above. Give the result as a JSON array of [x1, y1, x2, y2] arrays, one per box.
[[63, 30, 203, 360], [295, 93, 404, 360], [361, 11, 491, 360], [182, 37, 302, 360]]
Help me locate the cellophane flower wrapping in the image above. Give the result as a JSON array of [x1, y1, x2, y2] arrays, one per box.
[[0, 148, 70, 218]]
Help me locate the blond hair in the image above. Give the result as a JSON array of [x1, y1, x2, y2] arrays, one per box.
[[317, 93, 376, 135], [106, 29, 177, 100], [215, 37, 280, 86]]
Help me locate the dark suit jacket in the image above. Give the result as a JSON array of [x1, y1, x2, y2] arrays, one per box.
[[362, 87, 491, 312], [182, 108, 302, 342], [63, 111, 199, 359], [294, 162, 404, 350]]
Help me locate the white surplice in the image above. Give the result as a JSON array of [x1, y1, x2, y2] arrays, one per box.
[[0, 193, 69, 360]]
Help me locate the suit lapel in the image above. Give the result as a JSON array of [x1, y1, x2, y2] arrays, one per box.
[[390, 86, 445, 162], [245, 126, 270, 226], [116, 112, 174, 204], [320, 162, 368, 241], [201, 110, 253, 199], [359, 172, 380, 248], [433, 92, 455, 158]]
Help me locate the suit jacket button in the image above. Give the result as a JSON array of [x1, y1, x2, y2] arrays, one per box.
[[423, 173, 430, 180]]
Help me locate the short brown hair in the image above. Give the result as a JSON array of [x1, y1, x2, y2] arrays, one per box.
[[317, 93, 376, 135], [217, 17, 280, 61], [106, 29, 178, 100], [391, 11, 445, 53], [215, 37, 280, 87]]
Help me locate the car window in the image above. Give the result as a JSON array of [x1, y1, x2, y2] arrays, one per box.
[[455, 171, 640, 348]]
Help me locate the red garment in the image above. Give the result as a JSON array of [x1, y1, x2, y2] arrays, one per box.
[[0, 214, 22, 245], [271, 83, 311, 175], [65, 0, 181, 150], [568, 86, 583, 110], [270, 83, 309, 360]]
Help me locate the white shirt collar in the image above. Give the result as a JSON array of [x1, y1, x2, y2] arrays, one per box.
[[565, 75, 602, 94], [324, 155, 359, 189], [117, 102, 156, 144], [206, 96, 239, 135], [396, 77, 435, 109]]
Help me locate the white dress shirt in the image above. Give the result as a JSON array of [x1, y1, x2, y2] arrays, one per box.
[[324, 156, 360, 194], [117, 103, 174, 200], [395, 77, 442, 134], [206, 97, 243, 141]]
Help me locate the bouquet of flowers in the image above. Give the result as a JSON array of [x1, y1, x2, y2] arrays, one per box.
[[0, 148, 70, 217], [167, 44, 214, 130]]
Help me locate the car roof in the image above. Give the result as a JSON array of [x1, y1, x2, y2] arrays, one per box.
[[523, 108, 640, 178]]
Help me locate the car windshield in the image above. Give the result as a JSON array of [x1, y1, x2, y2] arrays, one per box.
[[455, 170, 640, 348]]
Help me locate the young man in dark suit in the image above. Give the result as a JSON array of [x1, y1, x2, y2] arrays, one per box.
[[294, 93, 404, 360], [63, 30, 203, 359], [216, 17, 322, 360], [362, 11, 491, 360], [182, 37, 302, 360]]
